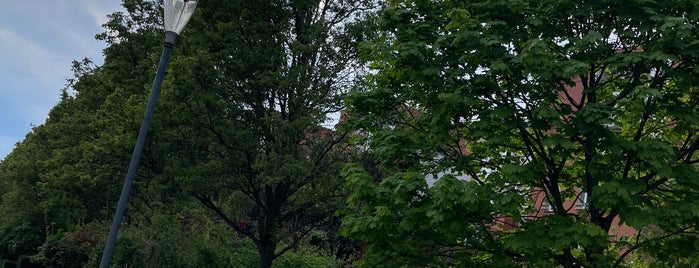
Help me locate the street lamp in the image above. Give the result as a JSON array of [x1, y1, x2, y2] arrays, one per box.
[[99, 1, 197, 267]]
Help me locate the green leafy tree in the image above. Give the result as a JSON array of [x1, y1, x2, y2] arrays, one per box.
[[343, 0, 699, 267], [0, 131, 47, 260], [2, 0, 168, 238], [153, 0, 375, 267], [0, 56, 112, 259], [0, 0, 174, 261], [1, 0, 371, 266]]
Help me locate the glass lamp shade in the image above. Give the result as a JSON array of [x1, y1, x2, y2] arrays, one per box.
[[164, 0, 197, 35]]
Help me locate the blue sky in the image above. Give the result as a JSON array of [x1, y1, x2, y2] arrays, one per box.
[[0, 1, 123, 160]]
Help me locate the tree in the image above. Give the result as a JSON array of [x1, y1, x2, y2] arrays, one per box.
[[1, 0, 372, 266], [0, 131, 47, 260], [0, 0, 184, 261], [153, 0, 375, 267], [0, 57, 112, 259], [343, 0, 699, 267]]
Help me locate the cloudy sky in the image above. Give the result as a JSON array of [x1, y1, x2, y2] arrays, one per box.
[[0, 1, 123, 160]]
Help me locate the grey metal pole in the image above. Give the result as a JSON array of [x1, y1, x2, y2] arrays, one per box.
[[99, 31, 178, 268]]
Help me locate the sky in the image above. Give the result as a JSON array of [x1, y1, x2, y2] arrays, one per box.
[[0, 1, 124, 160]]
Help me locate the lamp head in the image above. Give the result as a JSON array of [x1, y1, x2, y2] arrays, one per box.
[[164, 0, 197, 35]]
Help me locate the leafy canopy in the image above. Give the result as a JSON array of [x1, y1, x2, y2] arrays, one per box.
[[343, 0, 699, 267]]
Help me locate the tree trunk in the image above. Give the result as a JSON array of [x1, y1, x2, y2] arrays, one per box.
[[258, 240, 276, 268]]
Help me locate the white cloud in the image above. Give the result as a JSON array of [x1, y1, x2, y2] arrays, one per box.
[[81, 1, 123, 28], [0, 26, 71, 119], [0, 27, 57, 84], [0, 1, 124, 159]]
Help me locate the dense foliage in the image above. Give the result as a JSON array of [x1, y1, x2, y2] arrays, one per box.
[[343, 0, 699, 267], [3, 0, 699, 267], [155, 0, 375, 267], [0, 0, 372, 267]]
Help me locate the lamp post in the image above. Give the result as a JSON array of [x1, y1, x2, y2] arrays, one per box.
[[99, 1, 197, 267]]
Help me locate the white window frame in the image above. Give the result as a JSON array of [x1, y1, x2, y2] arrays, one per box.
[[541, 202, 554, 212], [575, 192, 588, 210]]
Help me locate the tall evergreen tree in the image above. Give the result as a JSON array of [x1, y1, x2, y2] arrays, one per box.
[[1, 0, 374, 266], [0, 131, 47, 260]]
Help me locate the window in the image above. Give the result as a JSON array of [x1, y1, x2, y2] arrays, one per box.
[[575, 192, 588, 210], [541, 202, 554, 212]]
